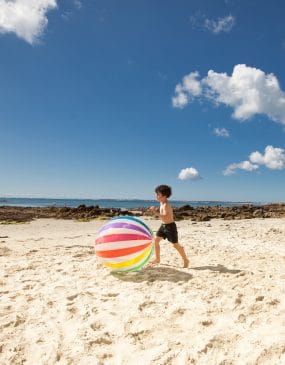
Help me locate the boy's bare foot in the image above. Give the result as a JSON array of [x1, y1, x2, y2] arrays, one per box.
[[183, 259, 189, 268], [149, 258, 160, 265]]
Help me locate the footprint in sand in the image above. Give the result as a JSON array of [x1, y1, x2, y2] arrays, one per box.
[[172, 308, 186, 316], [88, 332, 113, 346], [200, 333, 241, 354], [255, 343, 285, 364], [67, 293, 79, 301], [103, 292, 119, 298], [23, 284, 35, 290], [249, 303, 264, 315], [201, 319, 213, 326], [256, 295, 264, 302], [72, 253, 86, 258], [26, 249, 38, 255], [0, 246, 12, 256], [0, 290, 9, 295], [14, 315, 26, 327], [66, 305, 77, 314], [235, 293, 243, 305], [90, 322, 104, 331], [268, 298, 280, 306], [129, 329, 151, 341], [138, 301, 156, 311], [25, 295, 34, 303], [2, 320, 14, 329], [237, 313, 246, 323]]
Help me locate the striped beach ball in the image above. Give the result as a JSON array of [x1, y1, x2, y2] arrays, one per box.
[[95, 216, 153, 272]]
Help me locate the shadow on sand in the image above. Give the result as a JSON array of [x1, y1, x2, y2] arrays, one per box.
[[192, 264, 242, 274], [111, 266, 193, 283]]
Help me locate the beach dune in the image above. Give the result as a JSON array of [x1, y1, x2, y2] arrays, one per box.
[[0, 218, 284, 365]]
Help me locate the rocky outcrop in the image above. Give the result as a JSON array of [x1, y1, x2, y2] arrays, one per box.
[[0, 203, 285, 223], [0, 205, 130, 223], [144, 203, 285, 221]]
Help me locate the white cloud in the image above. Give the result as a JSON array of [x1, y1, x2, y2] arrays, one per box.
[[62, 0, 82, 22], [172, 71, 202, 108], [223, 161, 259, 176], [213, 127, 229, 137], [204, 15, 235, 34], [73, 0, 82, 10], [172, 64, 285, 126], [178, 167, 201, 181], [249, 145, 285, 170], [190, 12, 235, 34], [61, 10, 72, 22], [223, 145, 285, 175], [0, 0, 57, 44]]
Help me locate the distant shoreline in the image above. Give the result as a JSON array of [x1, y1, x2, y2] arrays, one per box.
[[0, 197, 268, 209]]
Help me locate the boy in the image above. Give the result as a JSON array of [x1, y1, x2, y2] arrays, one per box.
[[150, 185, 189, 268]]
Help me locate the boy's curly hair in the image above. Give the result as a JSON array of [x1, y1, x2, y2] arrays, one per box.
[[155, 185, 172, 198]]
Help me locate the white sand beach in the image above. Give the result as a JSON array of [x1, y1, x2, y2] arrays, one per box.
[[0, 217, 285, 365]]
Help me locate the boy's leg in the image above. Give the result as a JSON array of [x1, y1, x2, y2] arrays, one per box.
[[173, 243, 189, 268], [150, 236, 162, 264]]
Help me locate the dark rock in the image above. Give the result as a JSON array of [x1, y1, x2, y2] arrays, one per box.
[[178, 204, 194, 211], [120, 210, 134, 216], [77, 204, 87, 210], [197, 215, 211, 222], [253, 209, 264, 218]]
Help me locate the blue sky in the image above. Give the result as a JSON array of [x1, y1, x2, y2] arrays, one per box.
[[1, 0, 285, 202]]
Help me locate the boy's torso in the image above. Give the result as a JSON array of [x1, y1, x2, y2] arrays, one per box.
[[160, 201, 174, 224]]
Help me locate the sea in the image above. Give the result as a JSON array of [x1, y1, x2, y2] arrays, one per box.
[[0, 197, 263, 209]]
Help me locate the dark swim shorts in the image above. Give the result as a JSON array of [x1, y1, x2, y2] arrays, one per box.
[[156, 222, 178, 244]]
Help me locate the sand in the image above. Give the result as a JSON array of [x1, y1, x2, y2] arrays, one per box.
[[0, 217, 284, 365]]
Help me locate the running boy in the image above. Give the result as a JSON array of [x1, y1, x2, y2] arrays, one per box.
[[150, 185, 189, 268]]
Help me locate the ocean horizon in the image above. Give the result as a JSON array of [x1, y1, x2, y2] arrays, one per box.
[[0, 197, 266, 209]]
